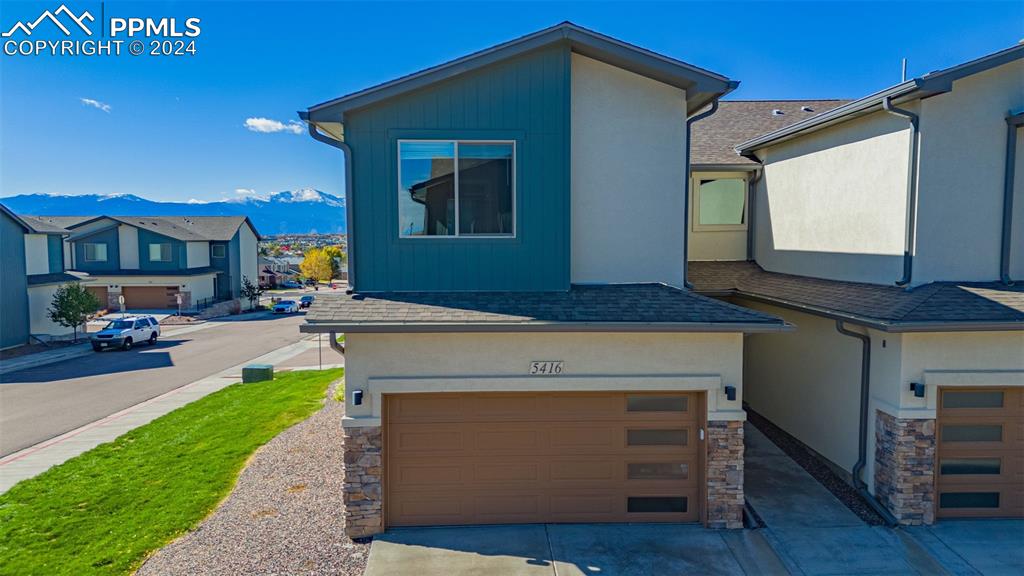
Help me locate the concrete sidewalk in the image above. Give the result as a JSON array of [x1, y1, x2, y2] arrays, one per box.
[[0, 337, 327, 493], [744, 423, 947, 575]]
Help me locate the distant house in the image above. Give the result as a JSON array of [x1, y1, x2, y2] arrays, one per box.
[[19, 215, 80, 339], [258, 255, 295, 288], [23, 215, 261, 312]]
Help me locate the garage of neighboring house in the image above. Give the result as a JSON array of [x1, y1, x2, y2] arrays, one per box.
[[385, 391, 704, 527], [936, 387, 1023, 519], [86, 286, 108, 310], [121, 286, 178, 309]]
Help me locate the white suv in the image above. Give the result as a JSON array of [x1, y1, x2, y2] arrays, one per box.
[[90, 316, 161, 351]]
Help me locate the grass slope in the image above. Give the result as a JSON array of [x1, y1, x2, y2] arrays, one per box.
[[0, 368, 343, 576]]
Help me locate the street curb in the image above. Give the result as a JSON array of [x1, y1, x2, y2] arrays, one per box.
[[0, 344, 93, 376]]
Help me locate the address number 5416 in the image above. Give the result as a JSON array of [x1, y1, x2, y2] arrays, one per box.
[[529, 361, 564, 375]]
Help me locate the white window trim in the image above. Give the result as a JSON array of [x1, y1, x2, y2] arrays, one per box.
[[149, 243, 172, 262], [83, 242, 108, 262], [397, 139, 516, 239], [691, 172, 748, 232]]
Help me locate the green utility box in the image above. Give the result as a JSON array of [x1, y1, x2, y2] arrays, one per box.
[[242, 364, 274, 383]]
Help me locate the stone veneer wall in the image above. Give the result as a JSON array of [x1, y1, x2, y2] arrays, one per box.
[[874, 410, 935, 525], [706, 420, 745, 529], [342, 425, 383, 538]]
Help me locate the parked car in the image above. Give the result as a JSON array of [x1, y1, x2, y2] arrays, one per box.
[[91, 316, 160, 351], [304, 278, 317, 286], [273, 300, 299, 314], [280, 280, 303, 289], [299, 295, 315, 308]]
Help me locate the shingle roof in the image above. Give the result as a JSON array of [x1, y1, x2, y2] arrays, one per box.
[[56, 215, 259, 242], [302, 283, 789, 333], [27, 272, 80, 286], [688, 261, 1024, 331], [16, 216, 93, 233], [691, 100, 852, 166]]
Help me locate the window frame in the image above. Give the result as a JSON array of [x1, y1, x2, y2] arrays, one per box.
[[397, 139, 517, 239], [83, 242, 108, 262], [691, 172, 749, 232], [211, 244, 227, 259], [149, 242, 172, 262]]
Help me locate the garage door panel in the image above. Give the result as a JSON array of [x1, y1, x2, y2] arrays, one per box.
[[937, 387, 1022, 519], [386, 392, 703, 527], [122, 286, 177, 309]]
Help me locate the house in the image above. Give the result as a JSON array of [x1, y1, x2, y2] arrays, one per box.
[[687, 43, 1024, 523], [24, 215, 261, 312], [259, 255, 296, 288], [299, 22, 792, 537], [1, 204, 31, 349], [19, 215, 81, 339]]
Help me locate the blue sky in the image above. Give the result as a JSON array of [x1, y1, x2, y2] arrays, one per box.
[[1, 1, 1021, 202]]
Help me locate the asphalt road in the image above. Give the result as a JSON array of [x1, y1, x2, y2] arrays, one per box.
[[0, 312, 309, 457]]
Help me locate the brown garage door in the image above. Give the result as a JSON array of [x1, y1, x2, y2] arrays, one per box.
[[122, 286, 177, 309], [86, 286, 108, 310], [937, 387, 1023, 518], [385, 391, 703, 527]]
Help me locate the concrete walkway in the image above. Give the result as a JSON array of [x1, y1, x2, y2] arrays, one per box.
[[744, 423, 948, 575], [366, 523, 788, 576], [0, 337, 334, 493]]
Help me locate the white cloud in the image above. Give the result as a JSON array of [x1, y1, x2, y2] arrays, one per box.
[[80, 98, 111, 113], [244, 117, 303, 135], [234, 188, 258, 196]]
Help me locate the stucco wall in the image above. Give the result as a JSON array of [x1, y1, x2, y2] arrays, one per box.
[[24, 234, 50, 275], [753, 109, 912, 284], [1012, 127, 1024, 280], [688, 171, 749, 261], [915, 59, 1024, 284], [570, 53, 688, 287], [186, 241, 210, 268], [118, 225, 139, 269], [238, 224, 258, 309], [186, 275, 215, 303], [28, 283, 76, 337], [343, 331, 744, 424]]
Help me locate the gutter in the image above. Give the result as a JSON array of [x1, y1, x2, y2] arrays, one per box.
[[882, 96, 920, 288], [683, 98, 724, 287], [328, 331, 345, 356], [834, 320, 900, 527], [300, 320, 793, 334], [299, 112, 356, 293], [1001, 112, 1023, 285]]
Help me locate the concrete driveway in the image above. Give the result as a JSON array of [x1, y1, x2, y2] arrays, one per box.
[[364, 524, 787, 576]]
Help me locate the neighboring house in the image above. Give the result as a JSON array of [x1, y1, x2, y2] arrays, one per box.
[[27, 215, 261, 311], [0, 204, 31, 349], [258, 255, 296, 287], [687, 44, 1024, 523], [19, 215, 81, 339], [300, 22, 791, 538]]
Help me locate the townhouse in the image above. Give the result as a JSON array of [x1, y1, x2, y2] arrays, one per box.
[[689, 44, 1024, 523], [300, 22, 793, 537]]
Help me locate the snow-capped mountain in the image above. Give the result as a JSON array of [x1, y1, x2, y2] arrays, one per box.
[[0, 190, 347, 235]]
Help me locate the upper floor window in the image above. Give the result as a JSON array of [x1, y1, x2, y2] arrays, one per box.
[[211, 244, 226, 259], [149, 243, 172, 262], [693, 177, 747, 230], [398, 140, 514, 237], [83, 243, 107, 262]]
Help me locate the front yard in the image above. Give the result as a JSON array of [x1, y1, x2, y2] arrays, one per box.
[[0, 368, 343, 576]]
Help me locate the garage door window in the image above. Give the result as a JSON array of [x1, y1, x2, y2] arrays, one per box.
[[627, 429, 688, 446], [939, 492, 1000, 509], [627, 396, 688, 412], [940, 458, 1001, 475], [941, 424, 1002, 443], [627, 462, 689, 480], [627, 497, 687, 513], [942, 390, 1004, 409]]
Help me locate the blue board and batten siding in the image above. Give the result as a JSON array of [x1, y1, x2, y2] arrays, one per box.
[[47, 234, 63, 274], [345, 45, 571, 292], [1, 212, 29, 348], [73, 227, 120, 273], [137, 229, 187, 271]]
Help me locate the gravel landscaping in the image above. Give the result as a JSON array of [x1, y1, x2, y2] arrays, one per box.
[[745, 405, 886, 525], [138, 379, 370, 576]]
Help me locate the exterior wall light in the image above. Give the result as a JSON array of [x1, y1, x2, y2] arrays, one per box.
[[909, 382, 926, 398], [352, 390, 364, 406], [724, 385, 737, 402]]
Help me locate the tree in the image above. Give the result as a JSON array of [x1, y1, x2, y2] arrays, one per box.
[[300, 248, 334, 283], [322, 245, 347, 278], [240, 275, 264, 310], [48, 283, 100, 342]]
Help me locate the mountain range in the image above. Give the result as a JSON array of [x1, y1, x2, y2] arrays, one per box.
[[0, 189, 346, 235]]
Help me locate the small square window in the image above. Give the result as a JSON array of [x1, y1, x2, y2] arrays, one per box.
[[149, 243, 172, 262], [84, 243, 108, 262], [211, 244, 226, 259], [694, 177, 746, 230]]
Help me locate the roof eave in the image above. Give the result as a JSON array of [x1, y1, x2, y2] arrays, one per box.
[[300, 320, 792, 334]]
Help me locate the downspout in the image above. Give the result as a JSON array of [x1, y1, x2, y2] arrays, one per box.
[[301, 114, 356, 294], [746, 167, 763, 261], [1000, 112, 1023, 285], [882, 97, 919, 288], [329, 331, 345, 356], [835, 320, 899, 526], [684, 99, 722, 288]]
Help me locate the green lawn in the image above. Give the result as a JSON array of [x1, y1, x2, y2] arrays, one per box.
[[0, 368, 343, 576]]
